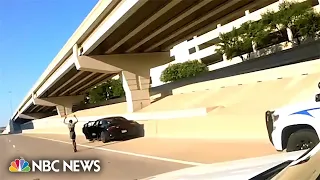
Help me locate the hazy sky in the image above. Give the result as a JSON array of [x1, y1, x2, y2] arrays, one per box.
[[0, 0, 98, 126]]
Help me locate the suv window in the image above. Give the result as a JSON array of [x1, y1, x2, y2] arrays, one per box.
[[101, 118, 112, 123], [94, 120, 100, 126], [101, 120, 109, 126]]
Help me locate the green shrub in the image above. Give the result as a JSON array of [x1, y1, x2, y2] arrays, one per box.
[[160, 60, 208, 83], [87, 79, 125, 104]]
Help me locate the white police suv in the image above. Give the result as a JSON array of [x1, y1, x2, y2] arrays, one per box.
[[266, 83, 320, 152]]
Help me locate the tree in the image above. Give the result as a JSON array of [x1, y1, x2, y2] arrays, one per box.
[[217, 1, 320, 59], [295, 10, 320, 39], [105, 78, 125, 99], [88, 85, 106, 104], [216, 27, 253, 60], [261, 1, 315, 44], [160, 60, 208, 83], [87, 79, 125, 104], [238, 20, 271, 46]]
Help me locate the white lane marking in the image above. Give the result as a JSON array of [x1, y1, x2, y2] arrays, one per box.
[[12, 145, 15, 148], [32, 136, 204, 166]]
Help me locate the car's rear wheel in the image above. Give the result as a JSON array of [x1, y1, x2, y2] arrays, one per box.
[[100, 131, 110, 143], [286, 129, 319, 152]]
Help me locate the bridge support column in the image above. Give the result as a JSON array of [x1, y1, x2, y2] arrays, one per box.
[[74, 52, 171, 112], [7, 120, 21, 134], [56, 105, 73, 117], [8, 120, 13, 134], [121, 71, 151, 113]]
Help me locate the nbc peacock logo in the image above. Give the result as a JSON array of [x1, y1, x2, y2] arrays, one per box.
[[9, 159, 31, 172]]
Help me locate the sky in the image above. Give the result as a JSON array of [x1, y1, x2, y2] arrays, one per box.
[[0, 0, 98, 126]]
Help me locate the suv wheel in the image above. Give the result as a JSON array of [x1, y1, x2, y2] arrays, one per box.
[[286, 129, 319, 152]]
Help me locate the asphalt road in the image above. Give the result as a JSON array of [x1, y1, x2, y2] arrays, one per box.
[[0, 134, 191, 180]]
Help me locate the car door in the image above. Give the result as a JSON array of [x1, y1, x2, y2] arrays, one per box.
[[86, 122, 93, 135], [83, 123, 89, 138], [97, 120, 108, 135], [91, 120, 101, 138], [87, 121, 96, 139]]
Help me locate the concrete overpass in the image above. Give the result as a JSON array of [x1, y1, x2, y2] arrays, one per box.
[[11, 0, 279, 123]]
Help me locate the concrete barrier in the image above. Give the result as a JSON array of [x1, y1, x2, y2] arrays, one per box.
[[20, 107, 210, 135]]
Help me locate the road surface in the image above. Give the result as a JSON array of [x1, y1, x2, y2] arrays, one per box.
[[0, 133, 279, 180], [25, 133, 279, 164], [0, 134, 191, 180]]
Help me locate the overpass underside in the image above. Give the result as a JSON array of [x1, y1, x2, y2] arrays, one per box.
[[23, 51, 171, 120], [24, 70, 114, 112], [89, 0, 278, 55], [18, 0, 281, 120], [23, 67, 117, 118]]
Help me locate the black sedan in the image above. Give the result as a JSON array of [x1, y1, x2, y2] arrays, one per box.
[[82, 116, 143, 143]]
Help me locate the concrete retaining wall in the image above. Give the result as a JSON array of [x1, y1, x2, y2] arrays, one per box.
[[151, 39, 320, 96], [19, 58, 320, 140], [17, 40, 320, 140]]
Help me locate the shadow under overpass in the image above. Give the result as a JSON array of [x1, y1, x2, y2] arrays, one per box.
[[6, 117, 35, 135]]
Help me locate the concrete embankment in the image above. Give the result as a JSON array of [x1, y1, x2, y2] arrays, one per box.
[[19, 58, 320, 140]]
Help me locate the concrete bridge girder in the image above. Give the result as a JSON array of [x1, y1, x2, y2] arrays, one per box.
[[74, 52, 172, 112], [32, 94, 85, 107], [75, 52, 171, 76], [75, 55, 121, 74], [20, 113, 49, 119], [32, 94, 85, 117]]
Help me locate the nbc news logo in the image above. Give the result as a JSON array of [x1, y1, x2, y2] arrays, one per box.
[[9, 158, 101, 173]]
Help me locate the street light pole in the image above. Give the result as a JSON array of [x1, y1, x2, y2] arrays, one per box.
[[8, 91, 13, 134]]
